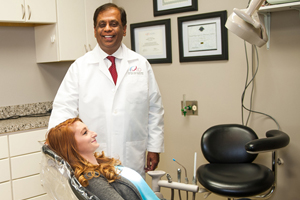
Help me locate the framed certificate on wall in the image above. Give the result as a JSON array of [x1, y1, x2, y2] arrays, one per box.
[[178, 10, 228, 62], [153, 0, 198, 16], [130, 19, 172, 64]]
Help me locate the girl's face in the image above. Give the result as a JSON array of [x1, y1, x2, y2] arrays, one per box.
[[72, 121, 99, 156]]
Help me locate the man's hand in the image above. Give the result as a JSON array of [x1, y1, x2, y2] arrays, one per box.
[[145, 152, 160, 172]]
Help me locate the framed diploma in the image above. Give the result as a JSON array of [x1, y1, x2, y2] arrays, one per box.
[[153, 0, 198, 16], [178, 10, 228, 62], [130, 19, 172, 64]]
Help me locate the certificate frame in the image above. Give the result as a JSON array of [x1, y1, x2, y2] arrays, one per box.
[[178, 10, 228, 62], [153, 0, 198, 16], [130, 19, 172, 64]]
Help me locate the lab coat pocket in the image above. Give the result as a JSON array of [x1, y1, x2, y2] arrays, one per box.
[[126, 76, 148, 104], [125, 140, 146, 174]]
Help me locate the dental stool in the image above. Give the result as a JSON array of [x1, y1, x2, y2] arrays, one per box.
[[197, 124, 290, 200], [41, 144, 100, 200]]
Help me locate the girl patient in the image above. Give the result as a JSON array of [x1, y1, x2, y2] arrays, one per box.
[[46, 117, 160, 200]]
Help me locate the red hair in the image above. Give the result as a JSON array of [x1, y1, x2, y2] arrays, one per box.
[[46, 118, 121, 187]]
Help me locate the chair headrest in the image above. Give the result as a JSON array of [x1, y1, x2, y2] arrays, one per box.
[[42, 144, 74, 173], [41, 144, 100, 200]]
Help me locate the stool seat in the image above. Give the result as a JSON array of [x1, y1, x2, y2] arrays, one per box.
[[197, 163, 274, 198]]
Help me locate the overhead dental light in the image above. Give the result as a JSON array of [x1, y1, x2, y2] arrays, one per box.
[[225, 0, 268, 47]]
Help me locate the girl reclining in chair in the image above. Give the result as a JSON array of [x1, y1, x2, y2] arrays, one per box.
[[46, 117, 160, 200]]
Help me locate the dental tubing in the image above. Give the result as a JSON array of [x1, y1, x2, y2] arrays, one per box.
[[173, 152, 198, 185], [172, 158, 188, 184]]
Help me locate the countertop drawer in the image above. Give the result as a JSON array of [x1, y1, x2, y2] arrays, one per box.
[[0, 159, 10, 183], [12, 174, 46, 200], [0, 181, 12, 200], [9, 129, 46, 157], [0, 135, 9, 159], [11, 152, 42, 179], [29, 194, 51, 200]]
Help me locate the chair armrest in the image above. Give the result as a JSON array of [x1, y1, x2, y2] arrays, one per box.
[[245, 130, 290, 153]]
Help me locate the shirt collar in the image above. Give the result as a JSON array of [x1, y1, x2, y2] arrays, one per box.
[[98, 45, 124, 61]]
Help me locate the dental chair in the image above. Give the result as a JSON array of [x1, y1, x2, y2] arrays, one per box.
[[197, 124, 290, 200], [40, 144, 100, 200]]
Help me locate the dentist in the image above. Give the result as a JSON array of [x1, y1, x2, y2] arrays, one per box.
[[48, 3, 164, 177]]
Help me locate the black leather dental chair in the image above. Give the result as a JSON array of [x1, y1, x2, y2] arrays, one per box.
[[197, 124, 290, 200], [41, 145, 100, 200]]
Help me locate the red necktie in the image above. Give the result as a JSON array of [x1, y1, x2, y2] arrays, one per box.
[[107, 56, 118, 85]]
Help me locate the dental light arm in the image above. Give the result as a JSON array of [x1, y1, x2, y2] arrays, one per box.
[[225, 0, 268, 47], [234, 0, 265, 28]]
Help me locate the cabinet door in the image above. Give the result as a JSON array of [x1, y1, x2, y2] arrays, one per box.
[[0, 0, 24, 23], [9, 129, 46, 157], [11, 152, 42, 180], [29, 194, 51, 200], [0, 159, 10, 183], [0, 135, 9, 159], [56, 0, 87, 61], [35, 0, 111, 63], [34, 24, 58, 62], [0, 0, 56, 23], [24, 0, 56, 23], [12, 174, 46, 200], [0, 182, 12, 200], [35, 0, 87, 62]]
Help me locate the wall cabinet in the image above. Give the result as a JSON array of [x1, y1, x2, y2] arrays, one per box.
[[35, 0, 110, 63], [0, 0, 56, 24], [0, 129, 50, 200]]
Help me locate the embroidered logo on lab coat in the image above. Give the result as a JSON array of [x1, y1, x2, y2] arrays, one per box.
[[128, 66, 143, 75]]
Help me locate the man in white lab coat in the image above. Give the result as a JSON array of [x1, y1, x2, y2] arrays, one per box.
[[48, 3, 164, 177]]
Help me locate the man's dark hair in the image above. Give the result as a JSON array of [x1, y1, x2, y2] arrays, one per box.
[[93, 3, 127, 28]]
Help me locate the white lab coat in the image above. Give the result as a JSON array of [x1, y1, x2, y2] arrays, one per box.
[[48, 44, 164, 176]]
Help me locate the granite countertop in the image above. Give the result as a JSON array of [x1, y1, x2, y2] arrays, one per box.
[[0, 102, 52, 134]]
